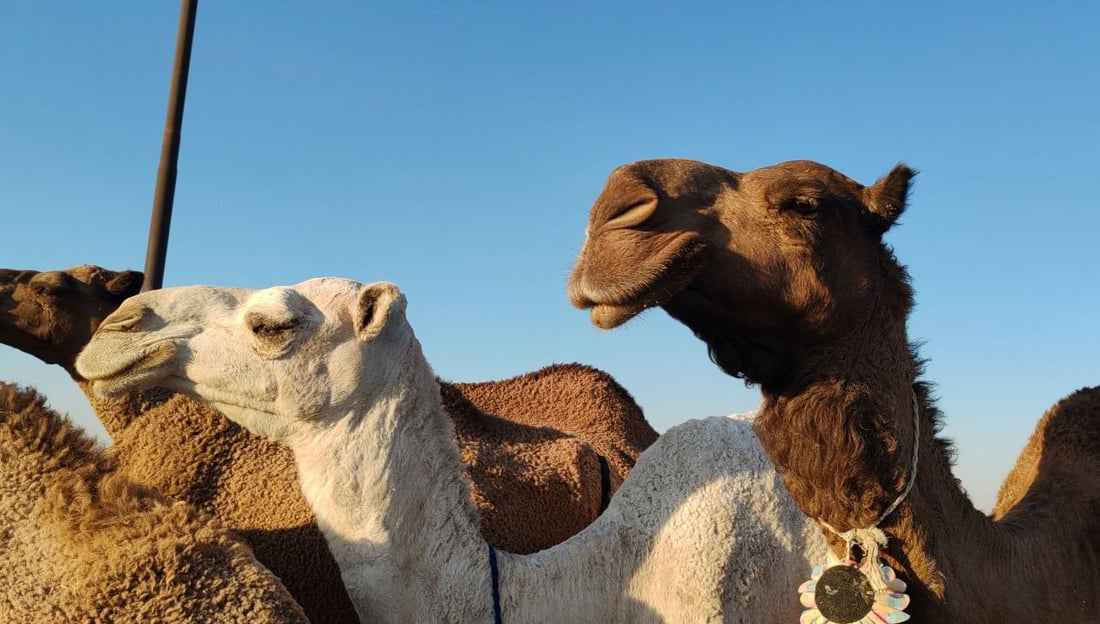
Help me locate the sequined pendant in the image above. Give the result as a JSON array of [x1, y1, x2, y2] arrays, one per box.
[[798, 559, 910, 624]]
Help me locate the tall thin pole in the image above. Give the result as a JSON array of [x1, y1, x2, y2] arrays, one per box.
[[142, 0, 198, 292]]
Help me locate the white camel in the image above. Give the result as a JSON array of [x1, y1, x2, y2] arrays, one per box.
[[76, 278, 827, 624]]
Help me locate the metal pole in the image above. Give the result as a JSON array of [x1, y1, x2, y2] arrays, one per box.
[[142, 0, 198, 292]]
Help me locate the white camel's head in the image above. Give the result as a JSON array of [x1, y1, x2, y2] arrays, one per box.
[[75, 278, 410, 442]]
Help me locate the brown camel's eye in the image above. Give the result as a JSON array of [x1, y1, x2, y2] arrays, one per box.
[[780, 196, 820, 216], [30, 277, 71, 297]]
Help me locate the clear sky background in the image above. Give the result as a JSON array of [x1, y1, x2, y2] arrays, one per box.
[[2, 2, 1097, 512]]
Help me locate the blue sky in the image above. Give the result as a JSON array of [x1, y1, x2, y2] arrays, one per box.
[[2, 2, 1097, 512]]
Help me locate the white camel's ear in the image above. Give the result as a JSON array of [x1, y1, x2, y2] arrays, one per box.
[[863, 164, 916, 234], [354, 282, 406, 341]]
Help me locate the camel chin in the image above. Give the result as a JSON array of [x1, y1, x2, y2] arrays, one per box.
[[590, 303, 647, 329]]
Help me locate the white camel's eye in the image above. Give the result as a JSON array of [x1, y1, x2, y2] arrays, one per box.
[[249, 319, 299, 338], [247, 315, 300, 340], [246, 314, 301, 359]]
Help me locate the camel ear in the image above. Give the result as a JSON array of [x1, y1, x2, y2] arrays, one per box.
[[105, 271, 143, 298], [354, 282, 406, 341], [863, 164, 916, 234]]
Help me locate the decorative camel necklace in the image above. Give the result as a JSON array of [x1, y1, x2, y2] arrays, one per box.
[[797, 390, 920, 624]]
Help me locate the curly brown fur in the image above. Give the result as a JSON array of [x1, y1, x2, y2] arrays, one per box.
[[570, 158, 1100, 622], [0, 382, 308, 623], [448, 363, 658, 477], [441, 383, 615, 553]]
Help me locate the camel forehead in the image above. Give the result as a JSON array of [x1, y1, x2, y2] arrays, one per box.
[[120, 285, 251, 319], [244, 287, 312, 316], [239, 278, 360, 320], [753, 160, 866, 191], [61, 264, 109, 283], [618, 158, 736, 192], [117, 279, 362, 322], [240, 278, 367, 322], [288, 277, 364, 306]]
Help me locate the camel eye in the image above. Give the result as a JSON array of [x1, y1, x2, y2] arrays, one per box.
[[248, 317, 299, 339], [780, 196, 820, 216], [30, 278, 69, 297]]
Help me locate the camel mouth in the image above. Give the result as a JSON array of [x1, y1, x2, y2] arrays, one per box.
[[579, 233, 706, 330], [80, 342, 178, 398]]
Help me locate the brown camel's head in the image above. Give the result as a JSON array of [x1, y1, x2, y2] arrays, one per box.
[[569, 159, 915, 392], [0, 265, 142, 375]]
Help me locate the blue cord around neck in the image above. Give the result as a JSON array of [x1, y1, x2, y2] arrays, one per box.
[[488, 544, 502, 624]]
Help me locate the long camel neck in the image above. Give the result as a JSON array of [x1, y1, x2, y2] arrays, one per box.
[[283, 338, 619, 624], [287, 340, 495, 624], [753, 305, 1100, 622]]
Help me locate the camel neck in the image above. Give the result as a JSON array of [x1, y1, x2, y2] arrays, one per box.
[[287, 339, 492, 624], [753, 308, 1100, 621]]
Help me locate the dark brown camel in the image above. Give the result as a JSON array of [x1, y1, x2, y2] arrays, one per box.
[[1, 265, 657, 624], [569, 158, 1100, 622]]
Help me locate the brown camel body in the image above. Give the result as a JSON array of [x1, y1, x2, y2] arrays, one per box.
[[1, 265, 656, 622], [0, 381, 308, 623], [569, 158, 1100, 622]]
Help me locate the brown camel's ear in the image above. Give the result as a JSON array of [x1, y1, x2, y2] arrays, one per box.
[[355, 282, 406, 341], [105, 271, 144, 298], [863, 164, 916, 234]]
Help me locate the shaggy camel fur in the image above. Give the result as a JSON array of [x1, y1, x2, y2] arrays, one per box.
[[0, 381, 308, 623], [450, 363, 656, 479], [77, 278, 828, 624], [1, 265, 656, 620], [568, 158, 1100, 622]]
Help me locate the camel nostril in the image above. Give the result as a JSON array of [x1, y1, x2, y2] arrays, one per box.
[[604, 197, 659, 231]]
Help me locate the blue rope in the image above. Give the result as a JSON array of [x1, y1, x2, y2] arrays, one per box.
[[488, 544, 502, 624]]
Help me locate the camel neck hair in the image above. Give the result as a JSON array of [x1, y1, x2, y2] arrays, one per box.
[[287, 336, 492, 624], [753, 298, 1100, 621]]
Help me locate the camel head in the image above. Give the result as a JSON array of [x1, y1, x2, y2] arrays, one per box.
[[569, 159, 916, 392], [0, 265, 142, 374], [75, 278, 411, 442]]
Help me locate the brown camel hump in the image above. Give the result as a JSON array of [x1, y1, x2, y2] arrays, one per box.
[[994, 385, 1100, 518], [437, 363, 657, 553], [447, 362, 657, 475]]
